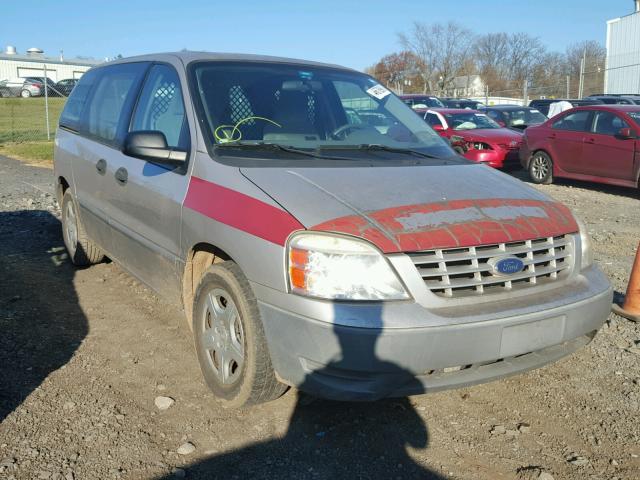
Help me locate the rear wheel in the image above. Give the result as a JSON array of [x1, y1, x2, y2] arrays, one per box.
[[20, 89, 31, 98], [61, 191, 104, 266], [193, 262, 286, 408], [529, 151, 553, 184]]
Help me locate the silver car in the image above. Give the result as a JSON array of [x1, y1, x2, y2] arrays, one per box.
[[53, 52, 613, 407]]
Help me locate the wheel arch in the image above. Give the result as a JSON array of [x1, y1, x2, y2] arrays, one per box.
[[182, 242, 235, 330]]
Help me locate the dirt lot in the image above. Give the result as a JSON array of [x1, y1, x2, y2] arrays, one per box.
[[0, 155, 639, 480]]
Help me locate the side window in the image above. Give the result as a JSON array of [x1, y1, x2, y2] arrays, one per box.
[[486, 110, 500, 121], [86, 63, 147, 144], [552, 111, 591, 132], [131, 64, 189, 149], [592, 111, 629, 136], [59, 68, 100, 130]]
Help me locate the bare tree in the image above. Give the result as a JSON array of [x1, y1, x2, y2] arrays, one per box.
[[566, 40, 606, 96], [399, 21, 475, 94], [366, 51, 423, 92]]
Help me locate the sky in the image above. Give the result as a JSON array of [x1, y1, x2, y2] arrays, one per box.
[[0, 0, 634, 71]]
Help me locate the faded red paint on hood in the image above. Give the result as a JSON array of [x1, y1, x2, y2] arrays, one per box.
[[311, 198, 578, 253]]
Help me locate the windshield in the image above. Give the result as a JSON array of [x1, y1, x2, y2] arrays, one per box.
[[505, 109, 547, 127], [626, 112, 640, 125], [190, 62, 453, 159], [445, 112, 500, 130]]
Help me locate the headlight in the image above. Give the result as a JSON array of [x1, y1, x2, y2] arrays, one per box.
[[468, 142, 492, 151], [576, 217, 593, 268], [287, 233, 409, 301]]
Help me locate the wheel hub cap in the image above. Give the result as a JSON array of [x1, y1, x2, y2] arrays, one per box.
[[201, 289, 244, 385]]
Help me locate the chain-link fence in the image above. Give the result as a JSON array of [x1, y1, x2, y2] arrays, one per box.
[[0, 83, 69, 145]]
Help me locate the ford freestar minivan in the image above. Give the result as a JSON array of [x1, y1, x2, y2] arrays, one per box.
[[54, 53, 613, 407]]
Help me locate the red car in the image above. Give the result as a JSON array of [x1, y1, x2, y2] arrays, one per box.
[[520, 105, 640, 190], [421, 108, 524, 168]]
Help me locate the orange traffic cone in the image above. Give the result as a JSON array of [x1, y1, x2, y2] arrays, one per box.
[[612, 241, 640, 323]]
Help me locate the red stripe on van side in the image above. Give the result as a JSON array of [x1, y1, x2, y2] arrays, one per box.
[[184, 176, 303, 246]]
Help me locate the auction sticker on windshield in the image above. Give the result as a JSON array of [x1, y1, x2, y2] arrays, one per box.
[[366, 84, 391, 100]]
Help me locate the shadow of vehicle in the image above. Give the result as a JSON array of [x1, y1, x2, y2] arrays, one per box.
[[158, 304, 445, 479], [510, 169, 639, 198], [0, 210, 87, 422]]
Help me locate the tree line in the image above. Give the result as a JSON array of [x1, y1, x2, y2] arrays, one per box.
[[366, 21, 606, 99]]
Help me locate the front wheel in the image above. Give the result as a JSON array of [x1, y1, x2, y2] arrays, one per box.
[[20, 89, 31, 98], [528, 151, 553, 184], [193, 262, 287, 408]]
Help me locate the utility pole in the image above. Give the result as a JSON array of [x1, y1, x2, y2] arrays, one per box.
[[578, 49, 586, 98]]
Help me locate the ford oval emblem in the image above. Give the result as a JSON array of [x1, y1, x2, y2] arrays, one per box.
[[488, 256, 525, 276]]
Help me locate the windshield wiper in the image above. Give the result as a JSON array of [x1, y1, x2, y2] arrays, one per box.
[[318, 144, 442, 159], [214, 142, 353, 161]]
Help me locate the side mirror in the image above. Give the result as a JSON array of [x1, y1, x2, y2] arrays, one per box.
[[432, 124, 444, 132], [617, 127, 635, 139], [123, 131, 187, 165], [497, 121, 506, 128]]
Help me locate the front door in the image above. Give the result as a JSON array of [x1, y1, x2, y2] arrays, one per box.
[[103, 63, 192, 302]]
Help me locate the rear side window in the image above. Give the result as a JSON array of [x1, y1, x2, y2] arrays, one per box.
[[59, 69, 100, 130], [425, 113, 442, 127], [591, 111, 629, 136], [552, 111, 591, 132], [86, 63, 148, 144], [130, 64, 189, 149]]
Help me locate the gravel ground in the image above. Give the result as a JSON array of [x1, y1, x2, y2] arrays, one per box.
[[0, 155, 638, 480]]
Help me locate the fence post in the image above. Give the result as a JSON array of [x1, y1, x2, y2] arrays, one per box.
[[485, 84, 489, 106], [566, 75, 570, 98], [44, 63, 50, 141], [523, 80, 528, 107]]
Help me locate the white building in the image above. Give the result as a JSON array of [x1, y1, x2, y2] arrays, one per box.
[[605, 1, 640, 94], [446, 75, 486, 98], [0, 46, 101, 82]]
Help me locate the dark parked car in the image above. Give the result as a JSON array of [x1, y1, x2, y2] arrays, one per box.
[[528, 98, 603, 117], [440, 98, 485, 109], [398, 94, 444, 109], [587, 95, 640, 105], [55, 78, 79, 96], [483, 105, 548, 130], [520, 105, 640, 190]]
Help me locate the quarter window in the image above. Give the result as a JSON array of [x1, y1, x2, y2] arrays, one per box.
[[131, 64, 189, 149], [59, 68, 100, 130], [591, 111, 629, 136], [552, 111, 591, 132]]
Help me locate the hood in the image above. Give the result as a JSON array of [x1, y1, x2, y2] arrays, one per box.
[[241, 164, 578, 253], [454, 128, 523, 144]]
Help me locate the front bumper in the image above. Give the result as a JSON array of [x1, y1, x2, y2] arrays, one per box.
[[254, 265, 612, 401], [463, 147, 520, 169]]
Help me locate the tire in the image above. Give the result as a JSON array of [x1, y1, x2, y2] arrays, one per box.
[[528, 151, 553, 184], [453, 146, 465, 155], [20, 89, 31, 98], [61, 190, 104, 266], [193, 262, 287, 408]]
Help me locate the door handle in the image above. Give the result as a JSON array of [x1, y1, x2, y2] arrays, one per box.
[[583, 137, 596, 144], [114, 167, 128, 185], [96, 159, 107, 175], [547, 134, 556, 140]]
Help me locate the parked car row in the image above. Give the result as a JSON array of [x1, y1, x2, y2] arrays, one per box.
[[0, 76, 79, 98]]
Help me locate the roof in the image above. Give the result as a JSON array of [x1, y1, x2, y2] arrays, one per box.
[[428, 108, 481, 114], [483, 105, 534, 111], [104, 51, 354, 72], [0, 52, 101, 66], [399, 94, 439, 99], [571, 104, 640, 112]]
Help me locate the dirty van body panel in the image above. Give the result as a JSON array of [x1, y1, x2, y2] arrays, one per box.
[[61, 131, 113, 250], [180, 151, 303, 292]]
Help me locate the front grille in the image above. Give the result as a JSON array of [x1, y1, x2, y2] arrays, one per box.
[[409, 235, 573, 298]]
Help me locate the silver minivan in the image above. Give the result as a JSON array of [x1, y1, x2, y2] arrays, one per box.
[[54, 52, 613, 407]]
